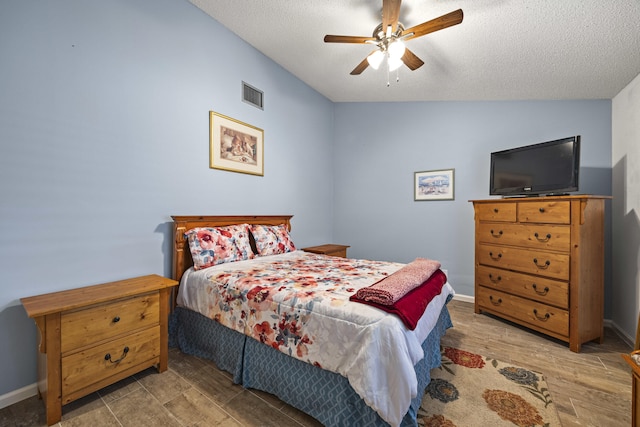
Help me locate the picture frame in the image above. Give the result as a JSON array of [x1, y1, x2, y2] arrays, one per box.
[[210, 111, 264, 176], [414, 169, 455, 201]]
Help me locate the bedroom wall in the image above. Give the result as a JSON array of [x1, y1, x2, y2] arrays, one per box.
[[0, 0, 335, 400], [612, 72, 640, 343], [332, 100, 613, 306]]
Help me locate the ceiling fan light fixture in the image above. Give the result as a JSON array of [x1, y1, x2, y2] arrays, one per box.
[[388, 54, 403, 72], [388, 40, 405, 60], [367, 49, 385, 70]]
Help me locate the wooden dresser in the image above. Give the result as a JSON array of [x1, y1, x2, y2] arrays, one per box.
[[21, 274, 178, 425], [302, 244, 350, 258], [471, 196, 608, 352]]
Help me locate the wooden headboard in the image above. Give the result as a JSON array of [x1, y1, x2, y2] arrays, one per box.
[[171, 215, 293, 282]]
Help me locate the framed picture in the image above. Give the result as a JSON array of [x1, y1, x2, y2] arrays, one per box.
[[210, 111, 264, 176], [414, 169, 455, 201]]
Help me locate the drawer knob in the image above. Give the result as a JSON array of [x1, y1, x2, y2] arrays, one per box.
[[539, 207, 545, 213], [532, 284, 550, 295], [490, 229, 503, 238], [105, 346, 129, 364], [533, 309, 550, 322], [488, 274, 502, 283], [489, 296, 502, 306], [534, 232, 551, 242], [112, 316, 121, 323], [533, 258, 551, 269], [489, 252, 503, 261], [493, 208, 499, 213]]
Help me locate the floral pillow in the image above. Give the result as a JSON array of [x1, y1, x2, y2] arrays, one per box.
[[250, 224, 296, 256], [185, 224, 255, 270]]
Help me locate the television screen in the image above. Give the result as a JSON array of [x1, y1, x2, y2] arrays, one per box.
[[490, 136, 580, 196]]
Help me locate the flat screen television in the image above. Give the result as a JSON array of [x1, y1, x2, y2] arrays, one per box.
[[490, 136, 581, 197]]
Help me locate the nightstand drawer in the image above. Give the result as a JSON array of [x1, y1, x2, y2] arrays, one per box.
[[61, 293, 160, 353], [62, 326, 160, 400]]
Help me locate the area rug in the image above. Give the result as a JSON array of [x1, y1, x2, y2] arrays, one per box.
[[418, 347, 562, 427]]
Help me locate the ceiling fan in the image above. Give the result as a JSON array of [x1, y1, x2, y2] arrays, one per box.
[[324, 0, 463, 77]]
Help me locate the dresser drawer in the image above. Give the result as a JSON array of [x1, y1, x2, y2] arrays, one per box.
[[61, 326, 160, 399], [475, 203, 517, 222], [517, 201, 570, 224], [478, 243, 570, 280], [476, 222, 571, 252], [477, 287, 569, 336], [61, 293, 159, 353], [476, 265, 569, 308]]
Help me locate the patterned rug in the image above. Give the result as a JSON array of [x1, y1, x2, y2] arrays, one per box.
[[418, 347, 562, 427]]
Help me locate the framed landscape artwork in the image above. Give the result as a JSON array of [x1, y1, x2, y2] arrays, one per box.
[[210, 111, 264, 176], [414, 169, 455, 201]]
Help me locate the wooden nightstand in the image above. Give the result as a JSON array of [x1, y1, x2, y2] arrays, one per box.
[[302, 244, 350, 258], [623, 351, 640, 426], [21, 274, 178, 426]]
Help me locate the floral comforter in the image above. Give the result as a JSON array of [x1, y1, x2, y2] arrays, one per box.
[[177, 250, 454, 427]]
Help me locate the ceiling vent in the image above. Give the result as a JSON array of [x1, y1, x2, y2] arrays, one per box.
[[242, 81, 264, 110]]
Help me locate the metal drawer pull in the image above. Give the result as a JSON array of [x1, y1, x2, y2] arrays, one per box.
[[533, 309, 550, 321], [533, 258, 550, 268], [489, 296, 502, 306], [539, 207, 545, 213], [488, 274, 502, 283], [105, 346, 129, 364], [534, 232, 551, 242], [489, 252, 502, 261], [112, 316, 120, 323], [490, 229, 503, 237], [532, 284, 549, 295]]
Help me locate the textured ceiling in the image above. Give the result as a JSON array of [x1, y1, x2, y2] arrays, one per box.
[[189, 0, 640, 102]]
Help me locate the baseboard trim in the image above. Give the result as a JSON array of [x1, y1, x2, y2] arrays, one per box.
[[452, 293, 474, 304], [606, 318, 634, 348], [0, 383, 37, 410]]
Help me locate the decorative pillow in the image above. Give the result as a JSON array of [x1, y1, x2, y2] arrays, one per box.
[[185, 224, 255, 270], [250, 224, 296, 256]]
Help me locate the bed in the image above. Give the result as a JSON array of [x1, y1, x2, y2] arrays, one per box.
[[169, 215, 454, 427]]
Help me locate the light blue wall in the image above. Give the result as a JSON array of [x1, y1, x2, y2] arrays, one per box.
[[0, 0, 334, 396], [0, 0, 615, 400], [333, 100, 612, 301]]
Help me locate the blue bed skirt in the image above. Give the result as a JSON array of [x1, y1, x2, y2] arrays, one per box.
[[169, 301, 453, 426]]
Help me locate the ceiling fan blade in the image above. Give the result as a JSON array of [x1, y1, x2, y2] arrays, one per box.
[[402, 48, 424, 71], [382, 0, 402, 33], [324, 35, 376, 44], [350, 57, 371, 75], [403, 9, 463, 41]]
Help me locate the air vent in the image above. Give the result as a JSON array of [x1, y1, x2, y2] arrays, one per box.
[[242, 81, 264, 110]]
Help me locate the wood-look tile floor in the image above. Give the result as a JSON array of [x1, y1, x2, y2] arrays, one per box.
[[0, 299, 633, 426]]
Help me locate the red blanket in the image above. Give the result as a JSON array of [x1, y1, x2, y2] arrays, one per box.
[[349, 269, 447, 330]]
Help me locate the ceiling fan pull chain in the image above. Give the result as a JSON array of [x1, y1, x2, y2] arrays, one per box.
[[386, 64, 390, 87]]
